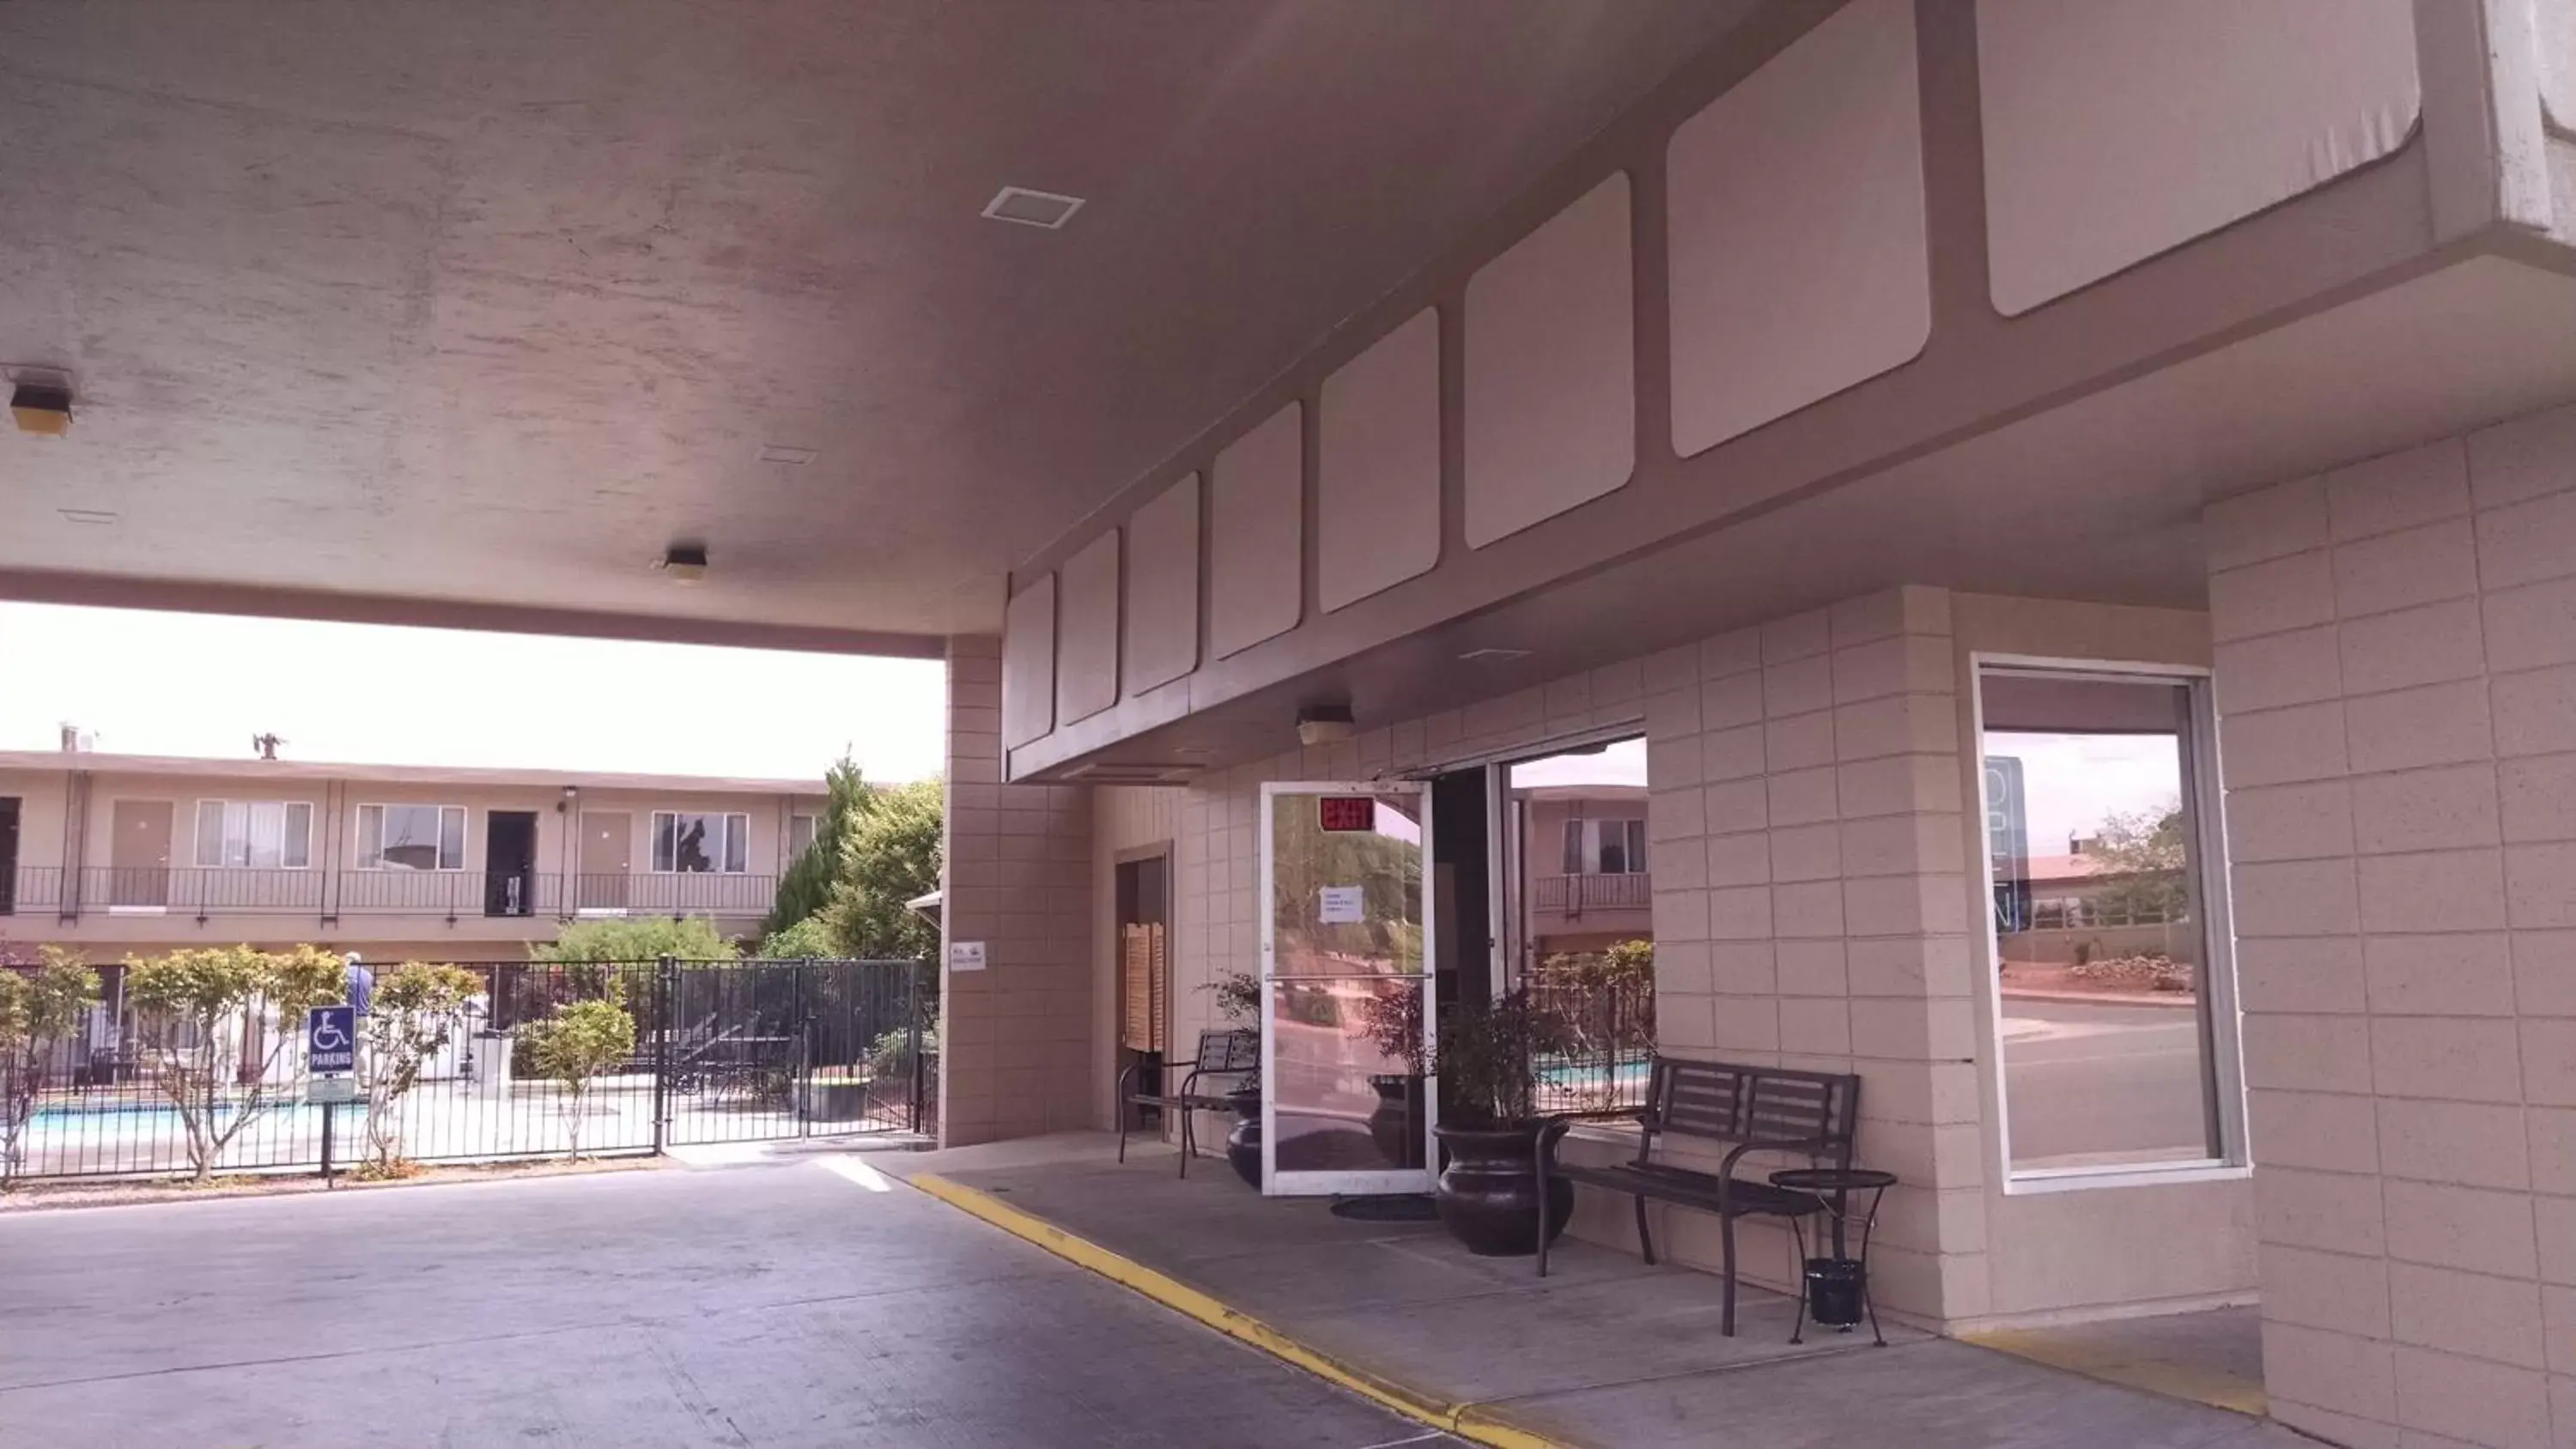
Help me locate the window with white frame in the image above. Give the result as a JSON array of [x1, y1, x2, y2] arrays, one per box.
[[652, 810, 749, 874], [193, 800, 313, 870], [789, 813, 819, 858], [356, 804, 466, 871], [1559, 817, 1649, 876], [1978, 664, 2240, 1181]]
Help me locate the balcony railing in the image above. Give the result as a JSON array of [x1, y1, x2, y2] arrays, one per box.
[[3, 867, 775, 923], [1529, 871, 1652, 916]]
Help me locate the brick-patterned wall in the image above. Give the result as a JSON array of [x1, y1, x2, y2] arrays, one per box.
[[1633, 585, 1978, 1321], [941, 635, 1094, 1147], [2205, 403, 2576, 1449]]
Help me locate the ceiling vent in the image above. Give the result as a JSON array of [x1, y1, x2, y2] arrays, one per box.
[[755, 443, 817, 465], [1061, 761, 1200, 784], [1458, 647, 1532, 663], [981, 185, 1085, 230]]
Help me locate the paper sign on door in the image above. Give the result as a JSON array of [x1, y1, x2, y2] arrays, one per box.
[[1318, 885, 1364, 925]]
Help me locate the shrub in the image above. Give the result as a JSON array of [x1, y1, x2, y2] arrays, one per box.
[[356, 962, 483, 1173], [521, 998, 636, 1160], [1, 948, 100, 1189], [127, 945, 345, 1181]]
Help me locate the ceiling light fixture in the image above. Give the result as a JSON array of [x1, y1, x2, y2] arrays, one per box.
[[756, 443, 817, 465], [658, 542, 709, 584], [58, 508, 118, 525], [981, 185, 1085, 230], [1459, 646, 1532, 663], [10, 379, 73, 437]]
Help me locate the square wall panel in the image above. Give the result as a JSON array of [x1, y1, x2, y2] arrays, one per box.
[[1319, 307, 1442, 612], [1124, 471, 1200, 695], [1055, 530, 1120, 726], [1000, 576, 1055, 748], [1668, 0, 1929, 459], [1978, 0, 2419, 316], [1210, 401, 1303, 659], [1465, 173, 1635, 548]]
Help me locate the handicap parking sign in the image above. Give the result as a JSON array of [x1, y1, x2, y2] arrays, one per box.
[[307, 1004, 356, 1075]]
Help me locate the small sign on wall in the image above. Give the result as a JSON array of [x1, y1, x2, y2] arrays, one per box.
[[949, 940, 987, 972]]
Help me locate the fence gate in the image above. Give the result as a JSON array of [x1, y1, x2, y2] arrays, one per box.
[[658, 958, 930, 1148]]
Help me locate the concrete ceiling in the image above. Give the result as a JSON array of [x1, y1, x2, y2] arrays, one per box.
[[0, 0, 1753, 650]]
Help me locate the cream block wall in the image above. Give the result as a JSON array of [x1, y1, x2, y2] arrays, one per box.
[[940, 635, 1095, 1147], [1089, 585, 2247, 1329], [2205, 402, 2576, 1449]]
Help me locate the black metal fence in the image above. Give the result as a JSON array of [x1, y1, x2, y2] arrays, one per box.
[[1528, 973, 1656, 1118], [3, 957, 934, 1181]]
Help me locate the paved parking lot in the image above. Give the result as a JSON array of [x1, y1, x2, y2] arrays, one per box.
[[0, 1156, 1449, 1449]]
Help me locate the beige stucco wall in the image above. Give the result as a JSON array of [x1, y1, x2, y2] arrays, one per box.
[[1084, 585, 2251, 1331], [2203, 403, 2576, 1449], [1, 762, 818, 960]]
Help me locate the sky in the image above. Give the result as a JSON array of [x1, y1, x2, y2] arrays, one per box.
[[0, 603, 945, 784]]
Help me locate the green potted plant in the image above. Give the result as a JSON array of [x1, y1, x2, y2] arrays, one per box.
[[1201, 969, 1265, 1187], [1428, 989, 1574, 1256]]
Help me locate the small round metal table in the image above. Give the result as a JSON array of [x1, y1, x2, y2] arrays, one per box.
[[1769, 1167, 1897, 1346]]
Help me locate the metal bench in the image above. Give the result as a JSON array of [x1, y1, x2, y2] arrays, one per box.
[[1537, 1056, 1862, 1336], [1117, 1028, 1258, 1177]]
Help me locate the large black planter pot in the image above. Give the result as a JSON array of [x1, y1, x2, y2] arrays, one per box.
[[1431, 1123, 1573, 1257], [1224, 1088, 1264, 1188], [1367, 1075, 1427, 1169]]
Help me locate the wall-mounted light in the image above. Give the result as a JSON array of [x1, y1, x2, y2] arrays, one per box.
[[10, 379, 73, 437], [657, 542, 709, 584], [1296, 703, 1356, 748]]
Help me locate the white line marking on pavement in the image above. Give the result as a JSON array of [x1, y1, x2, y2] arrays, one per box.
[[814, 1155, 893, 1191]]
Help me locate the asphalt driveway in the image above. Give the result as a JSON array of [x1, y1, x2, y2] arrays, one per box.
[[0, 1155, 1449, 1448]]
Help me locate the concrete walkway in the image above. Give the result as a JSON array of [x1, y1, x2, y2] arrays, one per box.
[[890, 1134, 2308, 1449], [0, 1153, 1449, 1448]]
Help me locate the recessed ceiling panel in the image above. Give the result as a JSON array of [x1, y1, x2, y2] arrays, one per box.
[[1210, 403, 1304, 659], [1055, 530, 1121, 725], [1668, 0, 1927, 458], [1319, 309, 1442, 612], [1001, 576, 1056, 748], [1978, 0, 2419, 316], [1465, 173, 1635, 548], [1124, 472, 1200, 694]]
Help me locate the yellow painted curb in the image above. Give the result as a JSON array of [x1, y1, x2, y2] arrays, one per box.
[[908, 1173, 1577, 1449], [1960, 1326, 2269, 1418]]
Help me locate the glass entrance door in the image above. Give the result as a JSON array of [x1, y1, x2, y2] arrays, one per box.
[[1259, 782, 1435, 1197]]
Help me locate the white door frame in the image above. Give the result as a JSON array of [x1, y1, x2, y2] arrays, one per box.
[[1258, 781, 1437, 1197]]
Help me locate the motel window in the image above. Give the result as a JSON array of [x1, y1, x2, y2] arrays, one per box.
[[1978, 664, 2241, 1184], [1559, 817, 1649, 876], [789, 813, 819, 858], [652, 810, 749, 874], [357, 804, 466, 871], [192, 800, 313, 870]]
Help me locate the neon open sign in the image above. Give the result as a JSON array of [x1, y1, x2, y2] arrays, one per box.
[[1317, 796, 1376, 833]]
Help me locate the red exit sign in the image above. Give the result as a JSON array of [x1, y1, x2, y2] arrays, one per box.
[[1317, 796, 1376, 833]]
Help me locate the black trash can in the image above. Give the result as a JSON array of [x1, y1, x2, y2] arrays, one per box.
[[1803, 1257, 1868, 1328]]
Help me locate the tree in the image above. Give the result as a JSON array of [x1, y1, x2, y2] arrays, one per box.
[[532, 914, 740, 965], [2086, 805, 2191, 925], [126, 945, 344, 1182], [1, 948, 100, 1190], [355, 962, 482, 1176], [758, 914, 836, 960], [521, 998, 636, 1160], [764, 758, 869, 938], [823, 777, 943, 961]]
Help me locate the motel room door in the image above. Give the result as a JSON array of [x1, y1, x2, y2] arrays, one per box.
[[1258, 782, 1436, 1197]]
